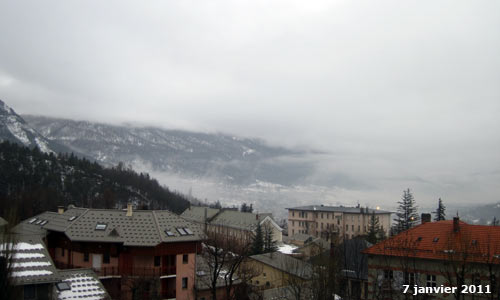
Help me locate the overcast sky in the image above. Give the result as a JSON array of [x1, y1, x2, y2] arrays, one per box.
[[1, 0, 499, 207]]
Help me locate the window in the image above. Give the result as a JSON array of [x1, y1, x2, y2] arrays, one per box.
[[263, 272, 266, 277], [352, 225, 354, 231], [292, 221, 295, 226], [61, 248, 65, 257], [177, 228, 187, 236], [182, 277, 188, 289], [404, 272, 416, 286], [84, 252, 89, 262], [292, 211, 295, 217], [321, 213, 324, 219], [154, 256, 160, 267], [292, 229, 294, 234], [384, 270, 393, 280], [266, 281, 270, 288], [183, 254, 189, 264], [427, 275, 436, 287], [337, 218, 340, 225], [358, 225, 360, 232], [56, 282, 71, 291], [95, 223, 107, 230], [346, 224, 348, 231], [433, 237, 439, 242], [103, 253, 110, 264]]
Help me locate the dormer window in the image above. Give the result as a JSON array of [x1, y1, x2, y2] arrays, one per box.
[[95, 223, 107, 230]]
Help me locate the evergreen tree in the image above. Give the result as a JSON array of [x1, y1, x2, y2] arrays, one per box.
[[263, 224, 278, 253], [251, 223, 264, 255], [434, 198, 446, 221], [366, 211, 382, 244], [393, 188, 419, 234], [240, 203, 248, 212]]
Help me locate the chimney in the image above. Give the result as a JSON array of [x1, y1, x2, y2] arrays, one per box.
[[126, 203, 133, 217], [421, 213, 431, 224], [453, 217, 460, 232], [57, 206, 65, 214]]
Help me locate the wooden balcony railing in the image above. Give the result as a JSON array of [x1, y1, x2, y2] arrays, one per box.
[[54, 262, 176, 277]]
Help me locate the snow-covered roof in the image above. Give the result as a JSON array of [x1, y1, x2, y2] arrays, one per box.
[[56, 269, 110, 300], [1, 234, 60, 285]]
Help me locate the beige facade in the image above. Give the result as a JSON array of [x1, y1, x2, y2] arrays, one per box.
[[287, 205, 391, 239]]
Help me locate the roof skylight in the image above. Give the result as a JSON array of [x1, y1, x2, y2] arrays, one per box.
[[95, 223, 107, 231], [28, 218, 37, 224], [68, 216, 77, 221], [165, 230, 175, 237], [177, 228, 187, 236], [40, 220, 48, 226], [184, 228, 194, 235], [56, 281, 71, 291]]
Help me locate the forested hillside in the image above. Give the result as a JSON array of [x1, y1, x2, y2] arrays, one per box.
[[0, 141, 191, 220]]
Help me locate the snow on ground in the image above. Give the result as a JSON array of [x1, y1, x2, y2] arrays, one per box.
[[277, 243, 298, 254]]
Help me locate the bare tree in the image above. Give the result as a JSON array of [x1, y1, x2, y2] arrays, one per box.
[[200, 225, 257, 300]]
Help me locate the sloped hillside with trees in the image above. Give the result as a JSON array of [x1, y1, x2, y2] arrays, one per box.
[[0, 141, 191, 220]]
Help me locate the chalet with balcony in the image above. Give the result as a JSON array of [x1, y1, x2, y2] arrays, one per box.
[[16, 205, 204, 300]]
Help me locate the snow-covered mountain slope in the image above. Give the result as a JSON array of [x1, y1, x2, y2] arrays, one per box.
[[0, 99, 69, 153], [23, 115, 314, 186]]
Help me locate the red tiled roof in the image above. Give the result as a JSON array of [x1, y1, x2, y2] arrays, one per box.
[[364, 219, 500, 263]]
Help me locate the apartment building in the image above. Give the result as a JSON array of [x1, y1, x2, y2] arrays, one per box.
[[15, 205, 203, 300], [287, 205, 391, 239]]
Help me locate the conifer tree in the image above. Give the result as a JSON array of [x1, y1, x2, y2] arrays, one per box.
[[251, 223, 264, 255], [434, 198, 446, 221], [366, 211, 382, 244], [393, 188, 419, 234], [263, 224, 277, 253]]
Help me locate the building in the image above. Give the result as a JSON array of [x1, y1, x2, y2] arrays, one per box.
[[1, 232, 109, 300], [181, 206, 283, 244], [364, 217, 500, 300], [245, 252, 312, 291], [14, 205, 204, 300], [287, 205, 392, 239]]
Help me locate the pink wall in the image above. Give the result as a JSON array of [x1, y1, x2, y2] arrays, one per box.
[[176, 253, 195, 299]]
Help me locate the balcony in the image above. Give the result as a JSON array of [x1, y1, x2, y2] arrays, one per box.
[[54, 262, 176, 277]]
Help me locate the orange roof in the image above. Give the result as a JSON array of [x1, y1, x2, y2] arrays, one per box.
[[364, 219, 500, 263]]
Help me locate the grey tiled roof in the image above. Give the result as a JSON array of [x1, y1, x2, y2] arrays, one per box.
[[210, 210, 272, 231], [181, 206, 220, 223], [18, 207, 203, 247], [57, 269, 110, 300], [287, 205, 392, 214], [289, 233, 315, 243], [3, 234, 61, 285], [250, 252, 312, 280]]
